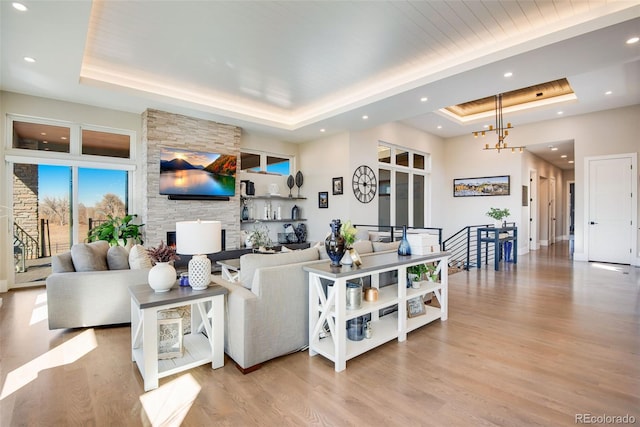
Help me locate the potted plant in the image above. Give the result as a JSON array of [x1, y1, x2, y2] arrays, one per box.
[[146, 241, 179, 292], [87, 214, 145, 247], [247, 223, 273, 251], [340, 220, 361, 266], [147, 240, 180, 264], [486, 207, 510, 228]]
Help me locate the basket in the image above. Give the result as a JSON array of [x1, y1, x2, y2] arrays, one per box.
[[277, 233, 297, 244]]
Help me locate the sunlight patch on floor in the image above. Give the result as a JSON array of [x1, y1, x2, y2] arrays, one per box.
[[592, 262, 624, 272], [0, 329, 98, 400], [29, 292, 48, 325], [139, 373, 201, 427]]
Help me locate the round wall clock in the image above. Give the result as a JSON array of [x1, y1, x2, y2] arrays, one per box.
[[352, 165, 377, 203]]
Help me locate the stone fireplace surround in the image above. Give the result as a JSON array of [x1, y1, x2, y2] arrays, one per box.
[[143, 109, 242, 251]]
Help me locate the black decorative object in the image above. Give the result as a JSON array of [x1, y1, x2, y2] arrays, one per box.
[[352, 165, 377, 203], [291, 204, 300, 220], [295, 223, 307, 243], [287, 175, 295, 197], [325, 219, 346, 267], [397, 225, 411, 256], [295, 171, 304, 197]]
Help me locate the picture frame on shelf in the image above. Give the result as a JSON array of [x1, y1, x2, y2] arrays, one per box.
[[318, 191, 329, 208], [158, 317, 183, 359], [407, 296, 426, 318], [332, 177, 343, 195]]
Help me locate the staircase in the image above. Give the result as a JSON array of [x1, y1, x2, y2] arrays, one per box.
[[13, 222, 40, 273], [442, 224, 495, 270]]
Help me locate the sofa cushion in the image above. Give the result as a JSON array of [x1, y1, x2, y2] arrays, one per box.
[[240, 247, 319, 290], [129, 244, 152, 269], [352, 240, 373, 254], [107, 245, 130, 270], [70, 241, 109, 272], [372, 240, 400, 252], [52, 251, 75, 273]]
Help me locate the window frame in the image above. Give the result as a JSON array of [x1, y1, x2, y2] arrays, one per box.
[[240, 148, 294, 176]]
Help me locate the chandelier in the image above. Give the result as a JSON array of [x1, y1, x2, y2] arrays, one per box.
[[472, 93, 524, 153]]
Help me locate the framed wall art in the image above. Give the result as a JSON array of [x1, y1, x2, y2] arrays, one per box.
[[318, 191, 329, 208], [332, 177, 343, 195], [453, 175, 510, 197]]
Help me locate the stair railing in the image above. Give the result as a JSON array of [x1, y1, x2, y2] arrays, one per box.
[[442, 224, 494, 270]]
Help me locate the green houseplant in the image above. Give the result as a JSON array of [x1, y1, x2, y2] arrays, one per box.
[[486, 207, 510, 227], [87, 214, 145, 247]]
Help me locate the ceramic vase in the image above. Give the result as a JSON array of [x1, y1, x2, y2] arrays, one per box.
[[397, 225, 411, 256], [325, 219, 345, 266], [148, 262, 176, 292]]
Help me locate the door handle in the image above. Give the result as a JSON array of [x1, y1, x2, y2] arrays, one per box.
[[590, 221, 598, 225]]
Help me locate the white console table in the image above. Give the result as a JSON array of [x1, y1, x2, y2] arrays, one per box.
[[304, 251, 449, 372], [129, 283, 227, 391]]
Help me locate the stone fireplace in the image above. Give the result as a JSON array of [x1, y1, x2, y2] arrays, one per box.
[[142, 109, 241, 249]]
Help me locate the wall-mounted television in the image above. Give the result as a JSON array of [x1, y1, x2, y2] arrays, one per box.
[[159, 147, 237, 200]]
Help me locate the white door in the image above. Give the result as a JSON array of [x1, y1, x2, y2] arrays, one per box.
[[588, 156, 633, 264]]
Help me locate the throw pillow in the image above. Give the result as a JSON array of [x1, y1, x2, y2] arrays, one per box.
[[51, 251, 75, 273], [107, 245, 130, 270], [354, 227, 370, 242], [352, 240, 373, 254], [129, 244, 152, 269], [372, 241, 400, 252], [313, 241, 329, 260], [70, 241, 109, 272]]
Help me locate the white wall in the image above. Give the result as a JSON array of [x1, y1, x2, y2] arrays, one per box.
[[299, 121, 446, 243], [443, 105, 639, 261]]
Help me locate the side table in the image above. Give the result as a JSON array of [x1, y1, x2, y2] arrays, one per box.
[[129, 283, 227, 391]]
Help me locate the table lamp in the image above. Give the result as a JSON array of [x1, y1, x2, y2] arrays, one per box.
[[176, 220, 222, 290]]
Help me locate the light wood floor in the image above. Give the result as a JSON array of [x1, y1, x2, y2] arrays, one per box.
[[1, 242, 638, 426]]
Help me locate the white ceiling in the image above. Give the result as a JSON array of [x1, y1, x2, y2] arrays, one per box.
[[2, 1, 639, 170]]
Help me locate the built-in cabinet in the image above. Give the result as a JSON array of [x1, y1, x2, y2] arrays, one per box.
[[305, 251, 449, 372]]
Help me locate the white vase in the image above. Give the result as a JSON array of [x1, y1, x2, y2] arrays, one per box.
[[148, 262, 176, 292]]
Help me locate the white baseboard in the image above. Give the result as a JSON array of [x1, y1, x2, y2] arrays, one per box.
[[540, 240, 549, 246], [573, 252, 588, 262], [0, 279, 7, 293]]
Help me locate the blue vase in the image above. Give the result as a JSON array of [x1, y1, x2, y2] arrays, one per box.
[[397, 225, 411, 256], [325, 219, 346, 266]]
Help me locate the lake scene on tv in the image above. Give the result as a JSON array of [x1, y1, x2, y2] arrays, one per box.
[[160, 148, 236, 197]]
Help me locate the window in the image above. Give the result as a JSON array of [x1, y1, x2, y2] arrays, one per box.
[[82, 128, 131, 158], [7, 115, 136, 286], [240, 150, 292, 175], [12, 121, 70, 153], [378, 142, 429, 227]]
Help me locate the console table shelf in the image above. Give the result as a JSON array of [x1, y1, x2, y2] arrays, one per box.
[[305, 251, 449, 372]]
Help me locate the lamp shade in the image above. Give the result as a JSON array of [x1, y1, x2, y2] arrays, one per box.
[[176, 220, 222, 255]]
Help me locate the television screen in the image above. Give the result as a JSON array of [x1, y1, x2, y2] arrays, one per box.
[[159, 147, 236, 198]]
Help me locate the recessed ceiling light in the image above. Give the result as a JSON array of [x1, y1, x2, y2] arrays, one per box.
[[504, 72, 513, 78], [42, 140, 48, 144], [568, 160, 574, 164], [551, 147, 558, 151], [23, 56, 36, 63], [12, 2, 28, 11], [605, 91, 612, 95], [483, 124, 489, 129], [60, 136, 67, 140], [420, 97, 428, 102], [320, 128, 325, 133], [362, 115, 368, 120], [557, 111, 564, 115], [626, 36, 639, 45], [437, 125, 442, 129], [561, 155, 567, 158], [40, 132, 46, 136]]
